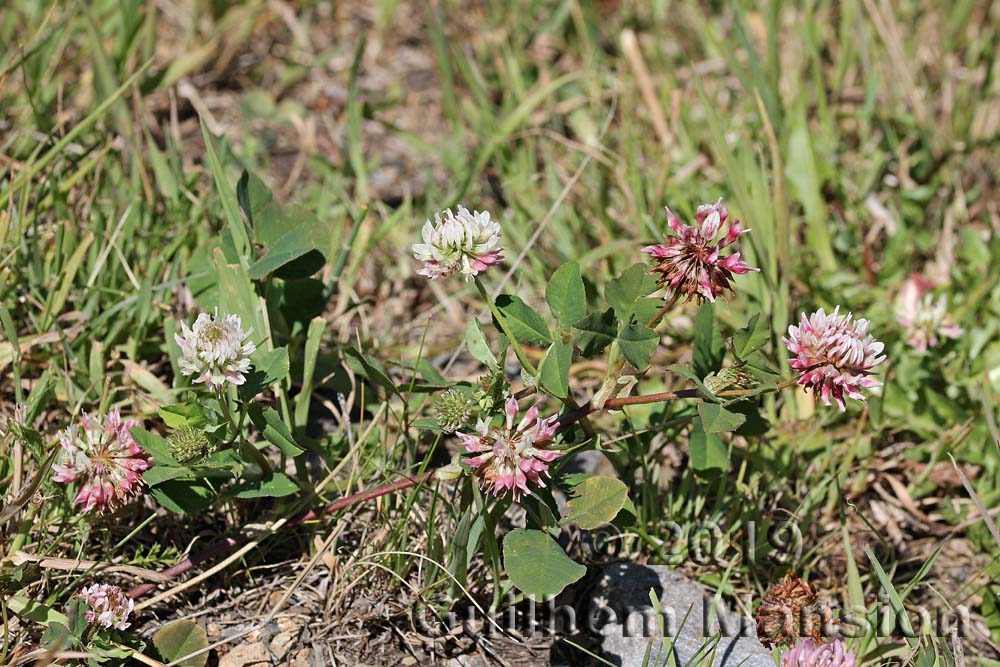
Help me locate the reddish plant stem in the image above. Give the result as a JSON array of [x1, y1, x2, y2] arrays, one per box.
[[307, 470, 434, 520], [127, 471, 434, 599], [556, 378, 799, 430], [555, 389, 698, 429], [645, 291, 682, 328], [126, 538, 241, 598], [128, 377, 798, 600]]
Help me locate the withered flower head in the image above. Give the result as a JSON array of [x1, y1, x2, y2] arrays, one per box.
[[642, 199, 757, 302], [755, 573, 832, 648]]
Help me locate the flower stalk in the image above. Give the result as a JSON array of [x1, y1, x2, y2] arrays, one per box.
[[473, 275, 538, 376], [593, 291, 682, 408], [127, 372, 802, 600], [558, 376, 801, 432]]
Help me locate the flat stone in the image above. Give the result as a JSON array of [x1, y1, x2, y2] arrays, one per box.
[[270, 630, 298, 660], [289, 648, 312, 667], [218, 641, 271, 667], [446, 656, 488, 667], [591, 563, 774, 667]]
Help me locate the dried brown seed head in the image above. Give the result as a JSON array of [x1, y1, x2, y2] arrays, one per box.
[[755, 573, 831, 648]]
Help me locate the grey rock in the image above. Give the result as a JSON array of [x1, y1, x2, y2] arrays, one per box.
[[591, 563, 775, 667], [446, 656, 488, 667]]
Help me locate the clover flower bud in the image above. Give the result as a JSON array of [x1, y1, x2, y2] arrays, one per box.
[[168, 426, 211, 463], [703, 364, 759, 394], [475, 366, 510, 414], [433, 389, 473, 433]]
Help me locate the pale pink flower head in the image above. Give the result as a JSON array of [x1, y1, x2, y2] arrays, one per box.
[[175, 311, 256, 390], [781, 640, 855, 667], [411, 206, 503, 280], [77, 583, 135, 630], [783, 307, 886, 411], [52, 408, 152, 514], [457, 397, 562, 499], [642, 198, 758, 302], [894, 274, 961, 353]]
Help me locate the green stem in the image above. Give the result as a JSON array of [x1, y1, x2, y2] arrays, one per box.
[[1, 601, 9, 666], [473, 277, 596, 435], [6, 503, 38, 556], [221, 392, 271, 475], [474, 276, 538, 376], [470, 483, 506, 612], [594, 292, 682, 406], [220, 392, 241, 441]]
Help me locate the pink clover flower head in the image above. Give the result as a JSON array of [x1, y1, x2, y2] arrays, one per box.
[[894, 274, 961, 353], [78, 583, 135, 630], [783, 307, 886, 411], [642, 198, 757, 302], [411, 206, 503, 280], [52, 408, 151, 513], [781, 640, 855, 667], [457, 397, 562, 499]]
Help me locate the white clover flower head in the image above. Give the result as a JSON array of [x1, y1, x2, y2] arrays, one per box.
[[894, 275, 962, 353], [175, 311, 256, 391], [78, 583, 135, 630], [411, 205, 503, 280]]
